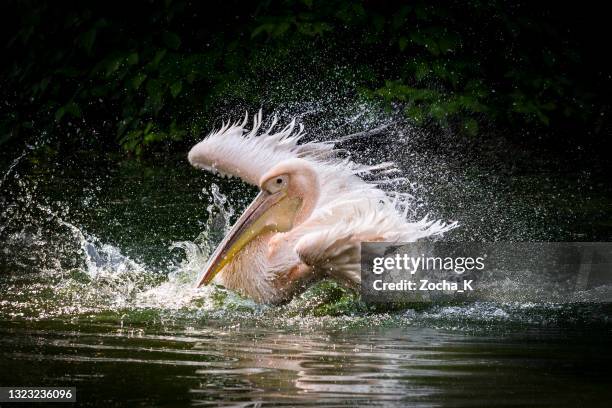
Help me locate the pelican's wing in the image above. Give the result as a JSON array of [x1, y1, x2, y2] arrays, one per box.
[[188, 111, 335, 186], [295, 228, 361, 289], [295, 201, 456, 290], [189, 112, 407, 214]]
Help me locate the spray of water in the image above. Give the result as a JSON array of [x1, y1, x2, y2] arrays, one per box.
[[1, 100, 602, 329], [0, 146, 32, 191]]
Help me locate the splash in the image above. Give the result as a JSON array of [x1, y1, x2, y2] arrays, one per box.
[[206, 182, 235, 234], [0, 163, 261, 320], [0, 100, 603, 330], [0, 145, 32, 191]]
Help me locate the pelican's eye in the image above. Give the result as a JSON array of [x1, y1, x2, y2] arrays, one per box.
[[263, 174, 288, 194]]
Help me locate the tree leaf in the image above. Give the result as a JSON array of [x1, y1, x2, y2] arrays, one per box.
[[170, 81, 182, 98], [131, 72, 147, 90], [79, 29, 97, 54], [463, 118, 479, 136]]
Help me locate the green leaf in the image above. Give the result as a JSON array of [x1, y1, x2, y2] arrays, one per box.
[[406, 105, 425, 124], [126, 52, 139, 66], [143, 122, 153, 134], [251, 24, 271, 38], [64, 101, 82, 118], [105, 58, 121, 76], [79, 29, 97, 54], [463, 118, 479, 136], [131, 72, 147, 90], [119, 129, 143, 153], [55, 102, 81, 122], [149, 49, 167, 69], [55, 107, 65, 122], [414, 62, 430, 81], [274, 21, 291, 37], [146, 79, 162, 98], [170, 81, 182, 98], [144, 79, 164, 113]]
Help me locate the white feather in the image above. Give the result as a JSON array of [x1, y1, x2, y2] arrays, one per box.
[[188, 112, 457, 302]]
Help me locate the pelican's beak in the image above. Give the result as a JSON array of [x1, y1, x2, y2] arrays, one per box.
[[195, 190, 301, 287]]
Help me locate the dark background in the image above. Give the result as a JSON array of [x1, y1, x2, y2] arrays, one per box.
[[1, 0, 610, 166]]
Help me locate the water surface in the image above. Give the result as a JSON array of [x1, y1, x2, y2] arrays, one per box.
[[1, 142, 611, 406]]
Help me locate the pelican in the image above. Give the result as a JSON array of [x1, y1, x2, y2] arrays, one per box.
[[188, 112, 456, 303]]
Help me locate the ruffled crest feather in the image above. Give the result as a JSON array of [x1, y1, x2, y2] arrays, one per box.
[[188, 111, 457, 241]]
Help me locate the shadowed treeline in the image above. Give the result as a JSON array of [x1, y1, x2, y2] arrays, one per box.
[[1, 0, 610, 159]]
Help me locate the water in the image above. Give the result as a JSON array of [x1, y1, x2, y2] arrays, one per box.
[[2, 318, 611, 407], [1, 120, 612, 406]]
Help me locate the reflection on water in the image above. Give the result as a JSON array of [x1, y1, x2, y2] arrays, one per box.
[[1, 116, 612, 406], [1, 319, 611, 406]]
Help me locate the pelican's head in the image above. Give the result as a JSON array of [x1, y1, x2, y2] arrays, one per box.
[[196, 159, 319, 287]]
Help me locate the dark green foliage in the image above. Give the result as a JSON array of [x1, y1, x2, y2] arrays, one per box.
[[1, 0, 608, 155]]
